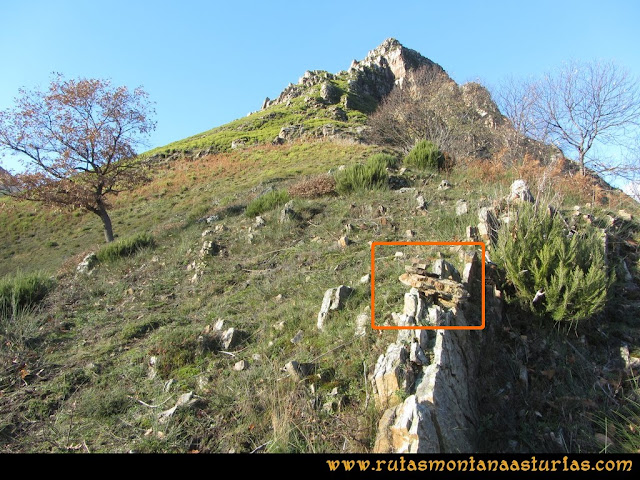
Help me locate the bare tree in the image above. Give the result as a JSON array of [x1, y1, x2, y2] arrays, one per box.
[[366, 66, 504, 159], [495, 75, 540, 138], [498, 60, 640, 178], [366, 67, 453, 153], [0, 74, 156, 242]]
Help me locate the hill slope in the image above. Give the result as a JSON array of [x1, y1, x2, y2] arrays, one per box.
[[1, 39, 640, 456]]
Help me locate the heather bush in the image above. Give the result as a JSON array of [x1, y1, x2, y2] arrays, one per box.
[[245, 189, 290, 217], [334, 155, 389, 194], [494, 202, 613, 326], [404, 140, 444, 171]]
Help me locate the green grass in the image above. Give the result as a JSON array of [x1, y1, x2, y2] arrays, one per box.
[[95, 233, 155, 263], [245, 189, 290, 217], [335, 155, 390, 194], [1, 133, 639, 454], [0, 270, 54, 314]]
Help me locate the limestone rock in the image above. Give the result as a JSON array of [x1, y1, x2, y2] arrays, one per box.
[[355, 310, 370, 337], [372, 343, 413, 408], [284, 361, 317, 380], [403, 287, 428, 323], [455, 200, 468, 216], [199, 240, 219, 258], [220, 328, 240, 350], [438, 179, 451, 190], [338, 236, 351, 248], [432, 258, 462, 282], [77, 252, 98, 275], [466, 225, 479, 241], [373, 395, 440, 453], [508, 179, 534, 203], [320, 81, 340, 103], [317, 285, 353, 329], [477, 206, 498, 244], [410, 340, 430, 366], [158, 391, 196, 423], [254, 216, 266, 228], [231, 139, 246, 150], [233, 360, 248, 371], [416, 195, 427, 212], [279, 201, 297, 223]]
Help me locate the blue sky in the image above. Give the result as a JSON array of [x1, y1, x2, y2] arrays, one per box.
[[1, 0, 639, 175]]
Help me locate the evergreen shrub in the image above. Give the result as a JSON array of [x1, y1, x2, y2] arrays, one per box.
[[334, 155, 389, 194], [494, 203, 613, 326], [404, 140, 444, 171]]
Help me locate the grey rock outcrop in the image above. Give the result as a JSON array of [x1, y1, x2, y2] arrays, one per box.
[[347, 38, 448, 103], [317, 285, 353, 330], [77, 252, 98, 275], [508, 179, 534, 203], [372, 253, 501, 453]]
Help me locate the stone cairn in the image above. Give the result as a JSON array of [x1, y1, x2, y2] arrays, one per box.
[[371, 251, 503, 453]]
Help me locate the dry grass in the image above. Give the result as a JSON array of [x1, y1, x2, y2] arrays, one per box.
[[288, 174, 336, 198]]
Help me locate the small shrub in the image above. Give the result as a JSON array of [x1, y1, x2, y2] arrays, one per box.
[[494, 202, 613, 326], [367, 153, 399, 170], [335, 156, 389, 194], [404, 140, 444, 171], [245, 189, 290, 217], [288, 174, 336, 198], [96, 233, 155, 263], [0, 271, 54, 314]]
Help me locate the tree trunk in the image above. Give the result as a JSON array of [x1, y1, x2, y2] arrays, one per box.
[[97, 204, 115, 243]]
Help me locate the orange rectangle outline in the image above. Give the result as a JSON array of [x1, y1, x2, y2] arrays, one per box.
[[371, 241, 486, 330]]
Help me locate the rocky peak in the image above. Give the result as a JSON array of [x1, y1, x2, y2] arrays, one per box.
[[262, 38, 449, 112], [348, 38, 448, 98]]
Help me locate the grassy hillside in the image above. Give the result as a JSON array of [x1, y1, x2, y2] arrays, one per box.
[[2, 138, 640, 453], [144, 72, 373, 159]]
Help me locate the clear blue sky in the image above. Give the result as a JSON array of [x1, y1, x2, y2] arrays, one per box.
[[1, 0, 639, 174]]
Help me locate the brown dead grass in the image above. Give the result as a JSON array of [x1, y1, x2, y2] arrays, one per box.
[[287, 174, 337, 198]]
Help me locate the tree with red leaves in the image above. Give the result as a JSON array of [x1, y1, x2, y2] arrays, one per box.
[[0, 74, 156, 242]]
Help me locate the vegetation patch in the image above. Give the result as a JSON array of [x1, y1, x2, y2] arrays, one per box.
[[95, 233, 155, 264], [334, 155, 390, 194], [404, 140, 445, 171], [494, 202, 614, 326], [245, 189, 290, 217], [0, 270, 53, 314], [288, 174, 336, 198]]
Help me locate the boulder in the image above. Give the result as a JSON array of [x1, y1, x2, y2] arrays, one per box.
[[416, 195, 427, 212], [438, 180, 451, 190], [455, 200, 468, 216], [77, 252, 98, 275], [279, 201, 297, 223], [355, 310, 370, 337], [372, 343, 413, 408], [432, 259, 462, 282], [254, 216, 266, 228], [477, 207, 498, 245], [508, 179, 534, 203], [317, 285, 353, 329]]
